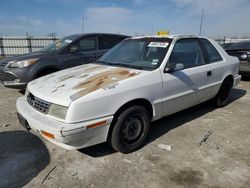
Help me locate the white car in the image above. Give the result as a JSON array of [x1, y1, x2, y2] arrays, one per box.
[[16, 35, 241, 153]]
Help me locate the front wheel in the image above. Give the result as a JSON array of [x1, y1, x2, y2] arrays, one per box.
[[110, 106, 150, 153]]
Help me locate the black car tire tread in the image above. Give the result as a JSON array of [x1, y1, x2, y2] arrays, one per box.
[[110, 106, 150, 154]]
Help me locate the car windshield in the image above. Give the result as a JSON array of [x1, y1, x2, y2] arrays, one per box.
[[39, 35, 78, 52], [97, 38, 171, 70]]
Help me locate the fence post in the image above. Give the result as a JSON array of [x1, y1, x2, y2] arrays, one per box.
[[0, 34, 4, 57], [26, 33, 32, 53]]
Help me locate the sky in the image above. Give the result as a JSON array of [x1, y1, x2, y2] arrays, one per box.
[[0, 0, 249, 38]]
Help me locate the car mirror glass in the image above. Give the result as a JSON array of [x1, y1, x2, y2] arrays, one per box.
[[174, 63, 184, 71], [165, 62, 184, 73]]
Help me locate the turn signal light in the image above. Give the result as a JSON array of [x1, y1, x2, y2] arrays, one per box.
[[41, 130, 55, 139], [87, 120, 107, 129]]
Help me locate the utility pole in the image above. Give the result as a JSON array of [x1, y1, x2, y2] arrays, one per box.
[[81, 16, 85, 33], [199, 10, 204, 36]]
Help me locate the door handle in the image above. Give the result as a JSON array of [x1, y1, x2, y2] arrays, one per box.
[[207, 71, 212, 77]]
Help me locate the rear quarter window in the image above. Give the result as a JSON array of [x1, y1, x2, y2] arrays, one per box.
[[201, 39, 223, 63]]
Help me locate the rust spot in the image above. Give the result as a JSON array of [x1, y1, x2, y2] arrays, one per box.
[[58, 65, 106, 83], [96, 80, 104, 86], [70, 68, 139, 100], [119, 70, 130, 75], [129, 72, 137, 76]]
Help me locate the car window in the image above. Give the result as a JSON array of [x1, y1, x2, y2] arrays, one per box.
[[99, 36, 125, 50], [228, 41, 250, 50], [98, 38, 171, 70], [200, 39, 222, 63], [39, 35, 78, 52], [77, 37, 97, 52], [169, 39, 206, 69]]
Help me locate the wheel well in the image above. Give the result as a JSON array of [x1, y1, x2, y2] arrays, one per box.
[[114, 99, 153, 119], [35, 67, 59, 78], [222, 75, 234, 89]]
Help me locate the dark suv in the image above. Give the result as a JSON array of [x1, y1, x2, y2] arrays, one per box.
[[0, 33, 129, 89], [225, 41, 250, 77]]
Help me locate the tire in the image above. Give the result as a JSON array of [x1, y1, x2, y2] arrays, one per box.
[[110, 106, 150, 153], [214, 80, 233, 107]]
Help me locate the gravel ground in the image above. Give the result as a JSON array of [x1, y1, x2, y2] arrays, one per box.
[[0, 81, 249, 188]]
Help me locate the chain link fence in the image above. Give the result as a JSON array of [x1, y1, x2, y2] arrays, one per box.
[[0, 35, 60, 57]]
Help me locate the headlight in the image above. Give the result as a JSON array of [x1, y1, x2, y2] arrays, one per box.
[[240, 54, 247, 60], [48, 104, 68, 120], [8, 58, 39, 68]]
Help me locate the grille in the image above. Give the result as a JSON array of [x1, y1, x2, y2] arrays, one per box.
[[0, 62, 8, 68], [26, 92, 51, 114], [0, 72, 17, 81]]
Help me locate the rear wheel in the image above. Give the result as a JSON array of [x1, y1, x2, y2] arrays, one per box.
[[110, 106, 150, 153], [214, 78, 233, 107]]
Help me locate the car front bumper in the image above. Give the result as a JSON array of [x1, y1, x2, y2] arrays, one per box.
[[239, 61, 250, 76], [0, 68, 29, 89], [233, 74, 241, 87], [16, 96, 113, 150]]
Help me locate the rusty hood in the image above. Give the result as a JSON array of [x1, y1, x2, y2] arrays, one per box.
[[27, 64, 144, 106]]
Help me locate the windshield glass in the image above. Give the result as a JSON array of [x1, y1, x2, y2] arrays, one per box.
[[98, 38, 172, 70], [39, 35, 78, 52]]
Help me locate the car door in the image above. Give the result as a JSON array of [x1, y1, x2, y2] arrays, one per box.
[[199, 38, 224, 99], [161, 38, 209, 116], [76, 36, 99, 64], [61, 36, 98, 69]]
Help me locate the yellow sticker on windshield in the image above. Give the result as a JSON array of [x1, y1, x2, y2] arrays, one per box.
[[148, 42, 169, 48]]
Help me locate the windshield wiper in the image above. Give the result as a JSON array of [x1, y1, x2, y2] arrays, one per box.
[[96, 61, 151, 70], [96, 60, 121, 66], [122, 63, 153, 70]]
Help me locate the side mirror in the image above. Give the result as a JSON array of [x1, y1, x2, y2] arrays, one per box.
[[174, 63, 184, 71], [164, 63, 184, 73], [69, 46, 79, 54]]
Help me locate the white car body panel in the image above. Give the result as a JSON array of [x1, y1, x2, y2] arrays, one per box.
[[16, 35, 241, 150]]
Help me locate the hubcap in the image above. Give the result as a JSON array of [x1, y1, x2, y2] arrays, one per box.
[[122, 115, 144, 145]]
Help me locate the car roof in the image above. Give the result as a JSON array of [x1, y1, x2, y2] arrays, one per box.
[[131, 35, 209, 40], [66, 33, 130, 39]]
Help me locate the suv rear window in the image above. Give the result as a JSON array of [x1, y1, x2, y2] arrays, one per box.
[[228, 41, 250, 50], [99, 36, 125, 50], [200, 39, 222, 63]]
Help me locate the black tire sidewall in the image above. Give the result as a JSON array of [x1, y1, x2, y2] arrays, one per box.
[[110, 106, 150, 153], [216, 86, 232, 107]]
